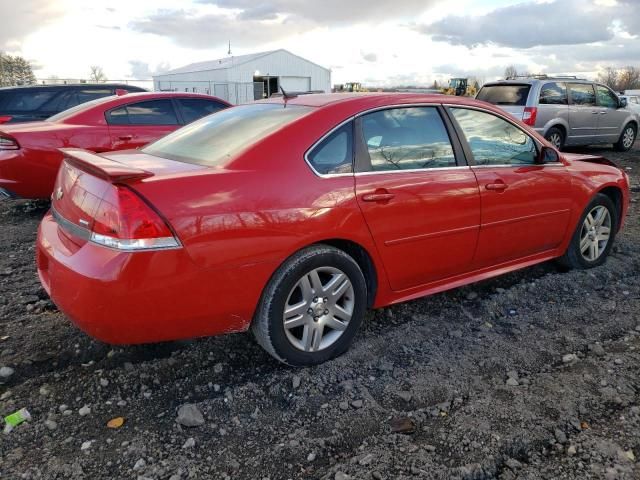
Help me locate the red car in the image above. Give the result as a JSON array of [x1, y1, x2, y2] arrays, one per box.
[[36, 93, 630, 366], [0, 92, 229, 199]]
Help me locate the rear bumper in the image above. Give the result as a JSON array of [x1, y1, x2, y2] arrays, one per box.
[[0, 150, 59, 199], [36, 212, 273, 344]]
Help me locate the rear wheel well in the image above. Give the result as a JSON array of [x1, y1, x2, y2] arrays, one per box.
[[597, 186, 623, 231], [316, 239, 378, 307], [547, 124, 566, 138]]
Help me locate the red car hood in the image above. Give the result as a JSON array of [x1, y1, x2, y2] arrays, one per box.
[[562, 152, 620, 169]]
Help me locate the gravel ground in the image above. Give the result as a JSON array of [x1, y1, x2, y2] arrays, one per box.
[[0, 145, 639, 480]]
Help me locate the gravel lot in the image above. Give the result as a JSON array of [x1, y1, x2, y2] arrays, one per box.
[[0, 146, 639, 480]]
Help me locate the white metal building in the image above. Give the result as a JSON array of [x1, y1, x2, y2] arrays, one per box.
[[153, 49, 331, 104]]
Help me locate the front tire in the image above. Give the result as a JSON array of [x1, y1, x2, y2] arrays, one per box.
[[251, 245, 367, 366], [558, 194, 617, 270], [614, 123, 636, 152]]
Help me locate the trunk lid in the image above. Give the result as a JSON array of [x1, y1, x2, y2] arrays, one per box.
[[51, 148, 205, 246]]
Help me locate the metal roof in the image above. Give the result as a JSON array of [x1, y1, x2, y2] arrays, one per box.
[[156, 49, 330, 76]]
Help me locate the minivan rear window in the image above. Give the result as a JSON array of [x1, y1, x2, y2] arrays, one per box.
[[476, 85, 531, 106], [143, 103, 313, 167]]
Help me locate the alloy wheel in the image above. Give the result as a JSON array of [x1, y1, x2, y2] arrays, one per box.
[[623, 126, 635, 149], [283, 266, 355, 352], [549, 132, 562, 149], [579, 205, 612, 262]]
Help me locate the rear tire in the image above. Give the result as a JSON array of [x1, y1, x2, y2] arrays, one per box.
[[251, 244, 367, 366], [545, 127, 565, 151], [558, 194, 617, 270], [614, 123, 636, 152]]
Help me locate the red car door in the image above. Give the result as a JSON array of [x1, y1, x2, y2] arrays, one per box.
[[354, 106, 481, 292], [106, 99, 181, 150], [447, 107, 573, 269]]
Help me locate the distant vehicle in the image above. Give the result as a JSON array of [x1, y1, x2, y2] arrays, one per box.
[[334, 83, 368, 93], [620, 94, 640, 118], [0, 84, 147, 124], [0, 92, 230, 199], [36, 93, 629, 366], [441, 78, 477, 97], [476, 75, 637, 151]]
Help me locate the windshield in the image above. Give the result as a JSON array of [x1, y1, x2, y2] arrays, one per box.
[[47, 96, 115, 122], [476, 85, 531, 106], [143, 103, 313, 167]]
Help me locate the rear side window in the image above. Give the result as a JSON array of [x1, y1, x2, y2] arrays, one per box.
[[568, 83, 596, 106], [143, 104, 312, 167], [539, 83, 568, 105], [0, 90, 58, 111], [476, 85, 531, 106], [176, 98, 227, 124], [307, 122, 353, 175], [595, 85, 619, 109], [106, 100, 179, 125], [360, 107, 456, 171], [450, 108, 537, 166]]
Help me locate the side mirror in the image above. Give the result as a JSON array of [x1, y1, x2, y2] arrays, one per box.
[[538, 146, 559, 164], [619, 97, 628, 109]]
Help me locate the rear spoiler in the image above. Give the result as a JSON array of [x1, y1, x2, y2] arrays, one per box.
[[60, 148, 153, 182]]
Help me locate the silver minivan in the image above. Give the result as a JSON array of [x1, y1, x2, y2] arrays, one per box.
[[476, 76, 637, 151]]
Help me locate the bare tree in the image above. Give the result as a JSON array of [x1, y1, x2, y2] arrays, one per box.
[[597, 67, 620, 91], [89, 65, 107, 83], [504, 65, 518, 79], [618, 66, 640, 92]]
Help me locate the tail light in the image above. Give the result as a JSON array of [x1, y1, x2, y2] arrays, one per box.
[[0, 135, 19, 150], [90, 185, 180, 251], [0, 116, 12, 124], [522, 107, 538, 126]]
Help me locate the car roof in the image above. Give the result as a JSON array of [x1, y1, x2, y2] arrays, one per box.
[[259, 92, 489, 109], [483, 78, 592, 86], [0, 83, 145, 92]]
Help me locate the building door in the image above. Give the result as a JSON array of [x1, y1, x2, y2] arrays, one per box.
[[253, 76, 279, 99]]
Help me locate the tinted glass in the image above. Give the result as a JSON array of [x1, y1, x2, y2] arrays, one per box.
[[143, 104, 312, 167], [596, 85, 618, 109], [177, 98, 227, 124], [106, 106, 129, 125], [307, 122, 353, 175], [569, 83, 596, 106], [451, 108, 537, 166], [476, 85, 531, 106], [47, 97, 113, 122], [539, 82, 568, 105], [361, 107, 455, 171], [126, 100, 178, 125], [0, 90, 57, 111]]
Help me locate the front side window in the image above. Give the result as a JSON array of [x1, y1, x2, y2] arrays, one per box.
[[539, 82, 568, 105], [106, 100, 179, 125], [569, 83, 596, 106], [143, 103, 312, 167], [596, 85, 619, 109], [360, 107, 456, 171], [307, 122, 353, 175], [450, 108, 537, 166]]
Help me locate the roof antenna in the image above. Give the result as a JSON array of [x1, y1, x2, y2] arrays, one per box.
[[227, 40, 232, 56], [280, 86, 296, 100]]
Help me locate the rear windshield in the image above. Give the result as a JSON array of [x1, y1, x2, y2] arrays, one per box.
[[476, 85, 531, 106], [143, 103, 313, 167], [47, 96, 115, 122]]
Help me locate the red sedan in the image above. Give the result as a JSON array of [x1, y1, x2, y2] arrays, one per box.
[[0, 92, 229, 199], [36, 93, 630, 366]]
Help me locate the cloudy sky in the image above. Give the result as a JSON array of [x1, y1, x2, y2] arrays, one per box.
[[1, 0, 637, 87]]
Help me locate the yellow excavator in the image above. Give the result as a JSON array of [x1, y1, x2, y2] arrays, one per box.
[[334, 82, 368, 93], [441, 78, 477, 97]]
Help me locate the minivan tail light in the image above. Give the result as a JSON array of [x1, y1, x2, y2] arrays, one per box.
[[0, 135, 19, 150], [90, 185, 180, 250], [522, 107, 538, 126]]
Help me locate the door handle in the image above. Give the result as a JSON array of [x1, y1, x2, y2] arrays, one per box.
[[362, 191, 395, 202], [591, 111, 599, 115], [118, 135, 133, 141], [485, 182, 509, 191], [599, 111, 608, 115]]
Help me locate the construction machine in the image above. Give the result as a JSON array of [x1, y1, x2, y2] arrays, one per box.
[[441, 78, 477, 97]]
